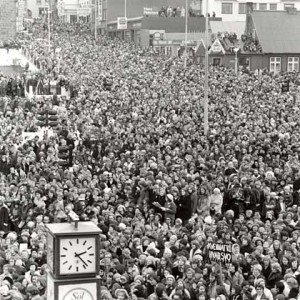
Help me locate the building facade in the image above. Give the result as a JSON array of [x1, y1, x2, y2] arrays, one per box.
[[244, 9, 300, 72], [209, 8, 300, 72], [202, 0, 300, 22], [0, 0, 18, 40], [26, 0, 50, 18], [107, 16, 206, 48]]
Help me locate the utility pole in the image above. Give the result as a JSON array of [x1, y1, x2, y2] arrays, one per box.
[[204, 0, 209, 135], [95, 0, 97, 39], [48, 1, 51, 53], [184, 0, 188, 67], [125, 0, 127, 18]]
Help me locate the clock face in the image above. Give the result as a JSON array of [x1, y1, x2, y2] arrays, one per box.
[[59, 237, 96, 275], [62, 288, 95, 300]]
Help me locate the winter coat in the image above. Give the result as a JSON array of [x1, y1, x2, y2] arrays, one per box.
[[208, 190, 223, 214], [266, 271, 283, 289]]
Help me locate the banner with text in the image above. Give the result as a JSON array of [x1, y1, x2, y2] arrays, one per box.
[[207, 242, 232, 264], [117, 17, 127, 30]]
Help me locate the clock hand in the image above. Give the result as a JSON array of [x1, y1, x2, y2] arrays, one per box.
[[74, 252, 88, 267], [75, 251, 87, 257]]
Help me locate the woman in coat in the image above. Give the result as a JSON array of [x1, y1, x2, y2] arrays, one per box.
[[266, 263, 283, 290], [208, 188, 223, 215]]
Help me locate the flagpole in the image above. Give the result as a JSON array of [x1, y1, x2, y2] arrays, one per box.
[[204, 0, 209, 135]]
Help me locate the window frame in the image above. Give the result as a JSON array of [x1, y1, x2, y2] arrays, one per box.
[[259, 3, 267, 10], [284, 3, 295, 9], [269, 57, 281, 73], [269, 3, 277, 11], [287, 57, 299, 72], [238, 3, 246, 14], [221, 2, 233, 14], [212, 57, 222, 66]]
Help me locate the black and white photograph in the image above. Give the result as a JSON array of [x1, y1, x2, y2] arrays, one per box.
[[0, 0, 300, 299]]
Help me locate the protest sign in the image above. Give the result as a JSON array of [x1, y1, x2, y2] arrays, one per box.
[[207, 242, 232, 264]]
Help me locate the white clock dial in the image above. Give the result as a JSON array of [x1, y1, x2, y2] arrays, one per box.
[[59, 237, 96, 275], [62, 287, 95, 300]]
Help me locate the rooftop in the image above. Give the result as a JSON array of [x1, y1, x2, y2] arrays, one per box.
[[251, 10, 300, 53]]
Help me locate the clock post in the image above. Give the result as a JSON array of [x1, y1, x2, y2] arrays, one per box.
[[46, 216, 101, 300]]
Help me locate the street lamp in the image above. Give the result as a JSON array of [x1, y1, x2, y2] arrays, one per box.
[[233, 47, 239, 74]]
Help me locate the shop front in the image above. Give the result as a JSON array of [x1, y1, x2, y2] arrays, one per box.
[[107, 17, 143, 44]]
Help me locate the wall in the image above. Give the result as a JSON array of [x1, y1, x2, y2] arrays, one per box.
[[27, 0, 58, 18], [106, 0, 201, 22], [140, 29, 150, 47], [0, 49, 38, 72], [27, 0, 48, 18], [0, 0, 17, 40], [266, 54, 300, 72], [249, 54, 267, 70], [202, 0, 300, 22]]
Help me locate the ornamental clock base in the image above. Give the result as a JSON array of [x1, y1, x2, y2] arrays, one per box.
[[47, 273, 101, 300]]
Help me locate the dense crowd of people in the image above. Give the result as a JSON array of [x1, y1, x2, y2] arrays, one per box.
[[0, 19, 300, 300], [0, 74, 25, 98]]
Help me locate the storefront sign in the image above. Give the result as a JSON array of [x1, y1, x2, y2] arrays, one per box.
[[132, 22, 141, 28], [77, 8, 91, 17], [153, 40, 174, 45], [209, 38, 225, 54], [144, 7, 159, 15], [153, 32, 163, 41], [207, 242, 232, 264], [117, 17, 127, 30]]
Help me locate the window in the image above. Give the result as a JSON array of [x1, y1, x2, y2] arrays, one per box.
[[239, 57, 251, 70], [164, 47, 172, 56], [269, 3, 277, 11], [213, 58, 222, 66], [39, 7, 47, 16], [284, 3, 295, 9], [252, 3, 257, 11], [288, 57, 299, 72], [221, 3, 233, 14], [36, 0, 42, 4], [270, 57, 281, 73], [259, 3, 267, 10], [239, 3, 246, 14]]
